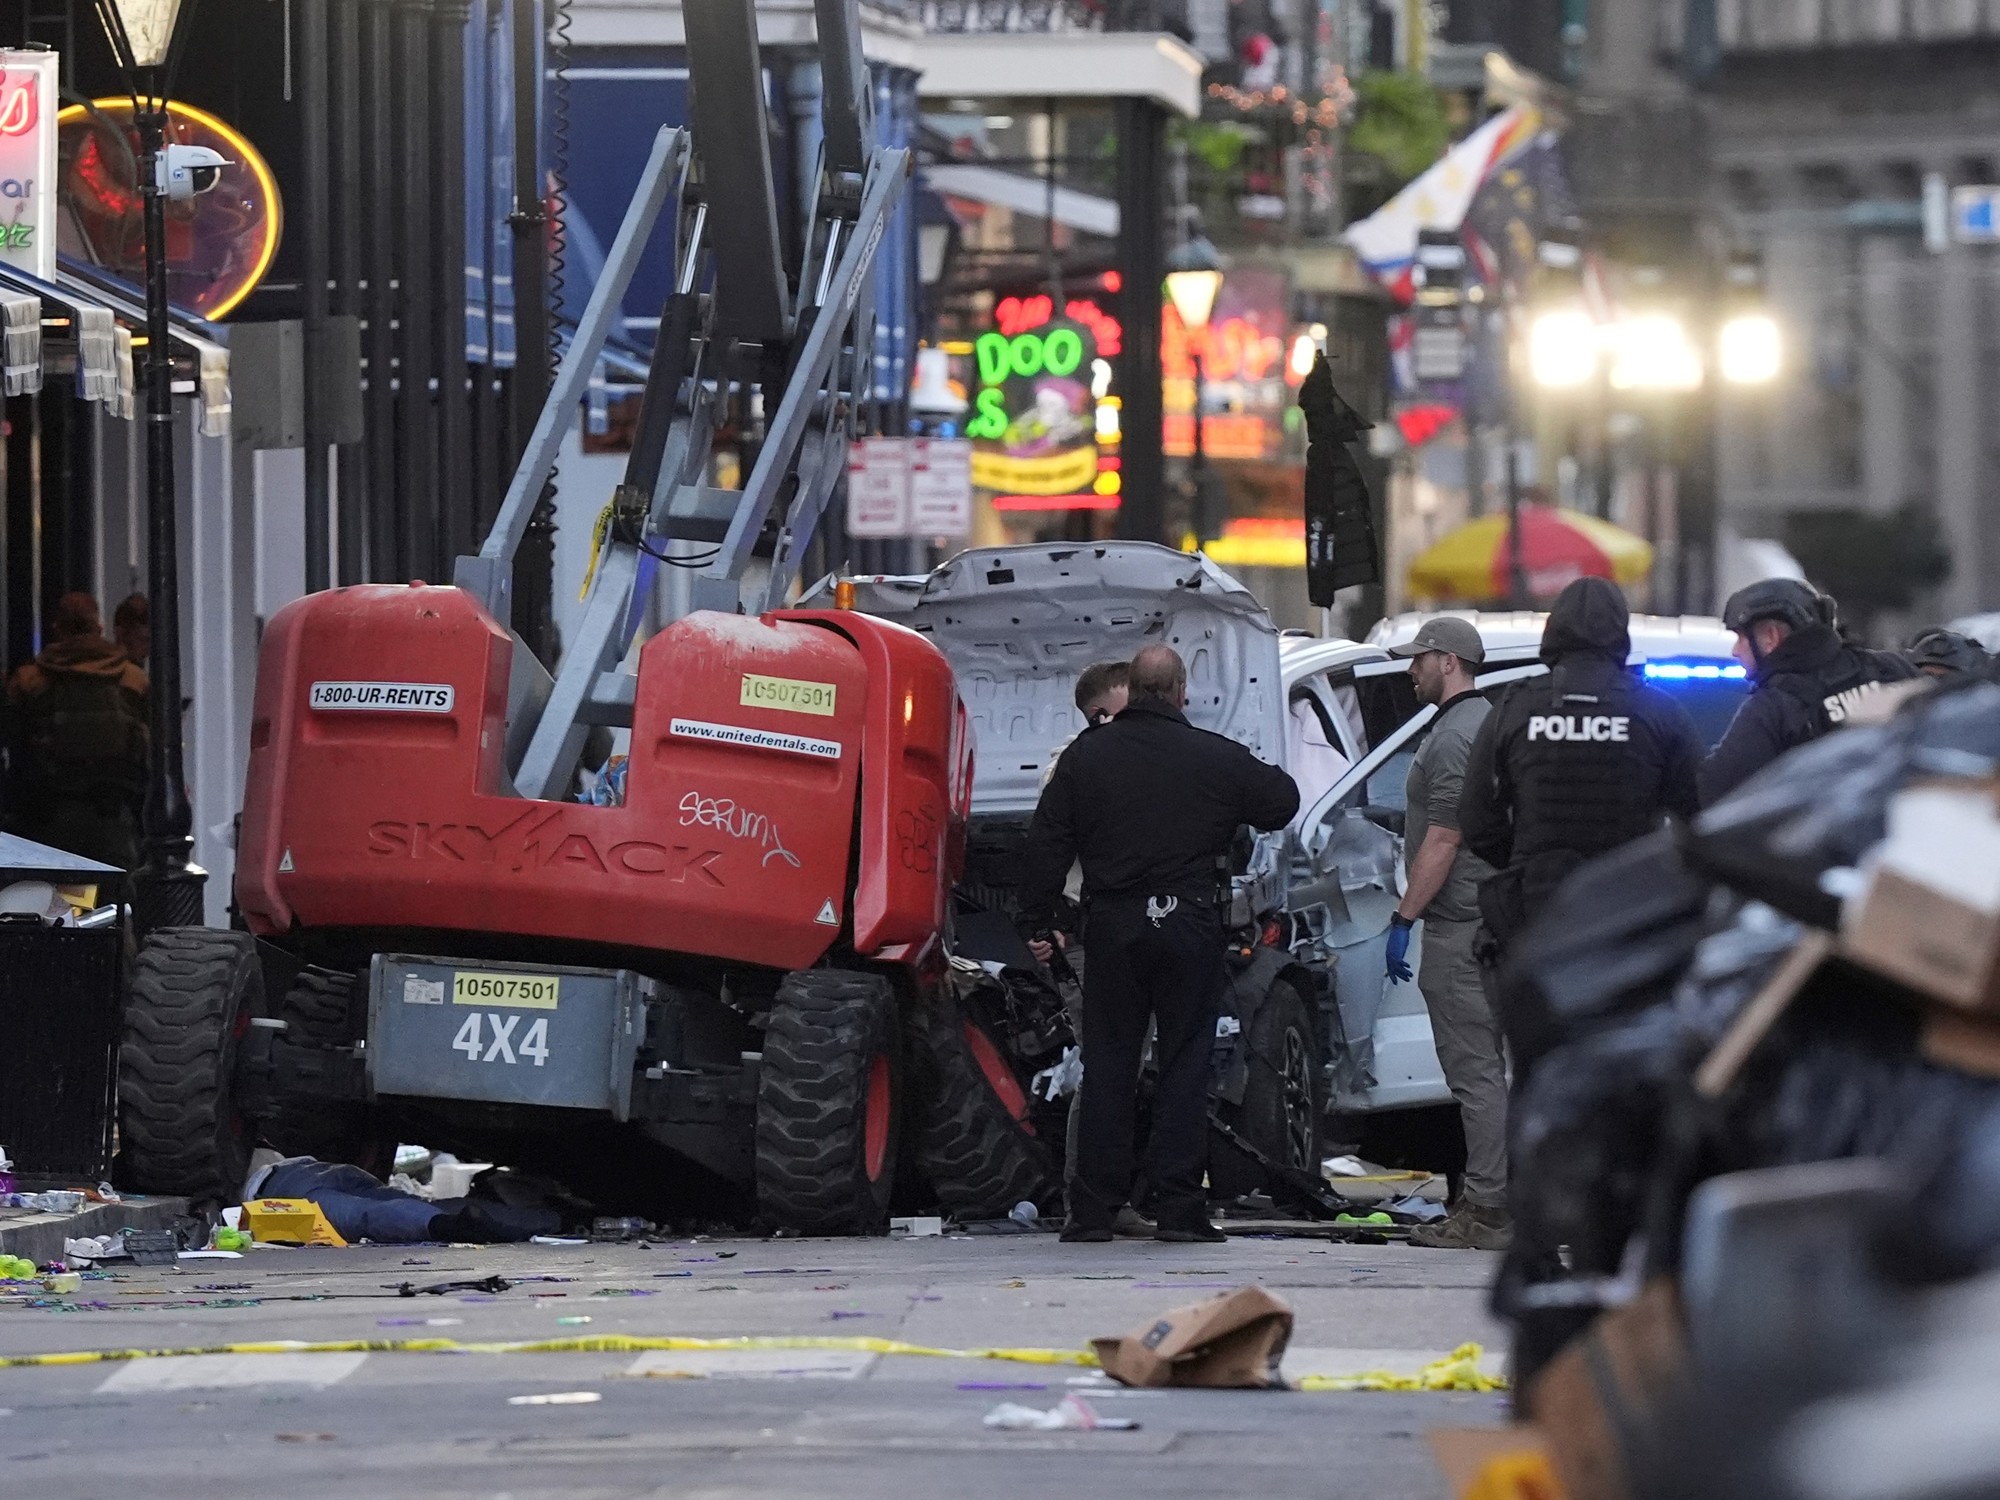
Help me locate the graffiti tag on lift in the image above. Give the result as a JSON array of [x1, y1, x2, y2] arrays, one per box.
[[678, 792, 802, 869]]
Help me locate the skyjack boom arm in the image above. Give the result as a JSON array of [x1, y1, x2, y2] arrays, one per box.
[[455, 0, 910, 802]]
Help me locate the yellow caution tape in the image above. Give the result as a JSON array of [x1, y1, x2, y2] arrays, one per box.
[[578, 501, 614, 601], [1294, 1342, 1508, 1393], [0, 1333, 1098, 1370], [0, 1332, 1501, 1390]]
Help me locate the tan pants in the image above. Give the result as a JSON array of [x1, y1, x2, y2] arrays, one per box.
[[1417, 916, 1509, 1208]]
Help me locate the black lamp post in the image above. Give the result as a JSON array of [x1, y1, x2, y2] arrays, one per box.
[[1165, 237, 1224, 549], [88, 0, 206, 928]]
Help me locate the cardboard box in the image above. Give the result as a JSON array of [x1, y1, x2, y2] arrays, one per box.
[[242, 1197, 348, 1247], [1844, 868, 2000, 1014], [1921, 1005, 2000, 1079], [1841, 782, 2000, 1014], [1091, 1284, 1292, 1389], [1525, 1279, 1685, 1500]]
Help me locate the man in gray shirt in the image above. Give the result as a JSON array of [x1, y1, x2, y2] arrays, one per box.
[[1384, 618, 1509, 1250]]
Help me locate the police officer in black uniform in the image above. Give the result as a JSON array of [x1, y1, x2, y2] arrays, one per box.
[[1906, 627, 1990, 680], [1698, 578, 1916, 806], [1019, 644, 1299, 1244], [1459, 578, 1703, 1068]]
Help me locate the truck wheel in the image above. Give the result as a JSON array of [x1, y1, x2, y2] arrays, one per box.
[[756, 969, 902, 1235], [118, 928, 263, 1203], [918, 997, 1052, 1219], [265, 968, 378, 1166], [1209, 977, 1325, 1202]]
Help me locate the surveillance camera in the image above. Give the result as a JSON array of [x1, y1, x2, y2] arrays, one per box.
[[153, 144, 232, 202]]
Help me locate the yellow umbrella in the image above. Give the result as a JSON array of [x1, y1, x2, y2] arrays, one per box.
[[1407, 507, 1653, 602]]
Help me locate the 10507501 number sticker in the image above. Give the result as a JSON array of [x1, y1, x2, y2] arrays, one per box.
[[451, 1012, 550, 1067], [451, 972, 560, 1009], [739, 674, 837, 716]]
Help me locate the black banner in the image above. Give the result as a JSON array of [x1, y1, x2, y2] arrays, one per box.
[[1300, 352, 1381, 607]]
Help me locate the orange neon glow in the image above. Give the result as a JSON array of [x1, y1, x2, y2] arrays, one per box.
[[57, 98, 282, 319]]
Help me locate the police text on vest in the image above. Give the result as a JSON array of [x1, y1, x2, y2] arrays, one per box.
[[1527, 714, 1631, 742]]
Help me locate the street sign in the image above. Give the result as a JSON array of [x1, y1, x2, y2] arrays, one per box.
[[846, 438, 910, 538], [908, 438, 972, 536], [1951, 185, 2000, 245]]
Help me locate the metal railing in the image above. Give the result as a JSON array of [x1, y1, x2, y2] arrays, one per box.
[[918, 0, 1189, 35]]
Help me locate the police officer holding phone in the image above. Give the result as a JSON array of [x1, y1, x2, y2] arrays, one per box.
[[1459, 579, 1703, 1073], [1019, 645, 1299, 1244]]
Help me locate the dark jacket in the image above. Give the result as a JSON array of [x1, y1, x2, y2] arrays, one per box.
[[1018, 697, 1300, 928], [3, 633, 150, 869], [1698, 624, 1917, 806], [1459, 578, 1704, 939]]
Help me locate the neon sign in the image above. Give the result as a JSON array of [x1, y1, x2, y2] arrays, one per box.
[[0, 79, 38, 137], [57, 98, 283, 319], [995, 294, 1122, 355], [974, 325, 1087, 386], [0, 53, 54, 280], [970, 293, 1123, 505]]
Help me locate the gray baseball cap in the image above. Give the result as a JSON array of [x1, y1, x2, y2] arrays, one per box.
[[1388, 617, 1487, 665]]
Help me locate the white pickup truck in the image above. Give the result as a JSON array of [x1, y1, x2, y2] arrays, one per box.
[[807, 548, 1748, 1183]]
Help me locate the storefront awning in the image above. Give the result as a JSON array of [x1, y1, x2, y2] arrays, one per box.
[[924, 163, 1119, 237], [0, 261, 230, 436], [914, 32, 1204, 119]]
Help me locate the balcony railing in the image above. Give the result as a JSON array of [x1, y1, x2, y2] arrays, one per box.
[[1663, 0, 2000, 55], [917, 0, 1190, 36]]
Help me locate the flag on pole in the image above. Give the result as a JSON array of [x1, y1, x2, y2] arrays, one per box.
[[1340, 106, 1542, 301]]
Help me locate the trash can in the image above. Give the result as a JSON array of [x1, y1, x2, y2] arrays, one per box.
[[0, 834, 127, 1180]]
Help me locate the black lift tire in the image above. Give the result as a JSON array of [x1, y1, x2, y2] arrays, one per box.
[[1209, 976, 1325, 1202], [119, 928, 263, 1203], [265, 967, 377, 1165], [756, 968, 902, 1235], [918, 997, 1052, 1219]]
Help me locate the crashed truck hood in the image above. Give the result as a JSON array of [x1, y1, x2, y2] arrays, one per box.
[[803, 543, 1284, 818]]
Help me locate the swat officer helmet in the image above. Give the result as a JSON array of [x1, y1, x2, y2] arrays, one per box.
[[1907, 628, 1989, 677], [1722, 577, 1827, 636]]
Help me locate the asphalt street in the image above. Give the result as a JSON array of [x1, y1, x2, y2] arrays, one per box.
[[0, 1233, 1508, 1499]]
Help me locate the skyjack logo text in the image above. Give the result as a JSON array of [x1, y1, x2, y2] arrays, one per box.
[[365, 806, 722, 884]]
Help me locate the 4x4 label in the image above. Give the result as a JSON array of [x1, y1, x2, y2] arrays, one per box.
[[452, 1012, 551, 1067], [739, 674, 837, 717]]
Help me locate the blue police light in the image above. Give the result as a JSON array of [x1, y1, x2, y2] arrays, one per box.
[[1642, 661, 1747, 682]]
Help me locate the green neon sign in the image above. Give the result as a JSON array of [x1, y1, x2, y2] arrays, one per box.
[[975, 326, 1087, 387]]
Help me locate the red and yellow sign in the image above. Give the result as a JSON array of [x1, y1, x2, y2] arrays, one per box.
[[0, 52, 58, 280], [970, 444, 1100, 495]]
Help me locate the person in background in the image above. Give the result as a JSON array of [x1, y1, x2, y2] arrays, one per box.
[[3, 592, 150, 868], [1381, 618, 1508, 1250], [1021, 645, 1298, 1243], [1905, 627, 1989, 680], [113, 593, 151, 669], [1699, 579, 1915, 806]]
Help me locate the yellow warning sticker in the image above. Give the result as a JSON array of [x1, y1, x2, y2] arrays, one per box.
[[740, 674, 838, 717]]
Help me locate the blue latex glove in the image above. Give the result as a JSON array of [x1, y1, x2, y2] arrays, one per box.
[[1385, 918, 1414, 984]]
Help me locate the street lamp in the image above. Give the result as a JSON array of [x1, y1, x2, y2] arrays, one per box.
[[1719, 312, 1781, 385], [88, 0, 206, 927], [1607, 313, 1704, 393], [1165, 238, 1224, 547]]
